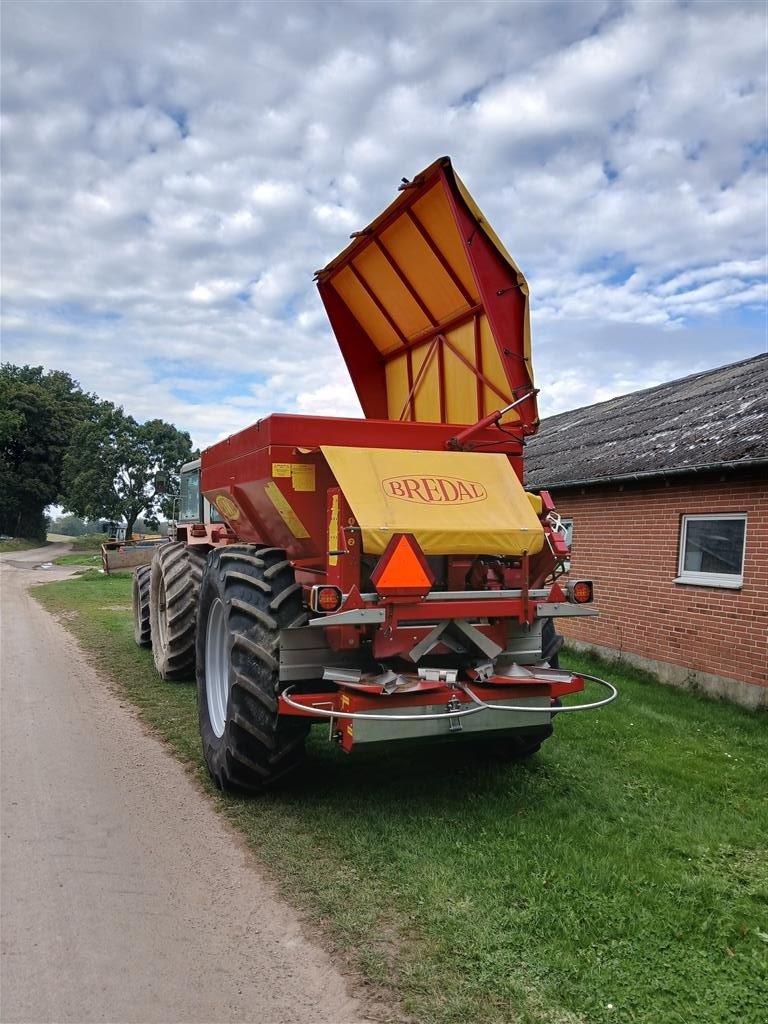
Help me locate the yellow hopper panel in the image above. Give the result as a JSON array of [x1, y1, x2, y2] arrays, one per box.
[[321, 446, 545, 557]]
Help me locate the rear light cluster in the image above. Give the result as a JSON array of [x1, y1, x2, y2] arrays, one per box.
[[567, 579, 594, 604], [310, 585, 343, 613]]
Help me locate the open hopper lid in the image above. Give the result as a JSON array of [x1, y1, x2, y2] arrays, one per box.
[[315, 157, 538, 433]]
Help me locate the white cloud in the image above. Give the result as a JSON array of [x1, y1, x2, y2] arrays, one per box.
[[1, 0, 765, 450]]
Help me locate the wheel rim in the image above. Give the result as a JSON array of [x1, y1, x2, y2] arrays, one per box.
[[206, 598, 229, 738]]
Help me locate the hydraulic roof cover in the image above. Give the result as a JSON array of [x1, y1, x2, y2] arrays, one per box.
[[315, 157, 538, 434]]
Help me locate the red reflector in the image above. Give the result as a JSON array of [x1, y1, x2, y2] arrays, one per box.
[[370, 534, 434, 597], [190, 524, 207, 537], [570, 580, 593, 604]]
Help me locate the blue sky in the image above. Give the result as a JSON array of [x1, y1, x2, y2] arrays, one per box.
[[2, 0, 766, 449]]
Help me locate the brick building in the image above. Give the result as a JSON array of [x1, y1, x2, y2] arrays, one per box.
[[525, 354, 768, 709]]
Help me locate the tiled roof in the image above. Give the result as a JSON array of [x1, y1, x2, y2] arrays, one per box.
[[524, 354, 768, 489]]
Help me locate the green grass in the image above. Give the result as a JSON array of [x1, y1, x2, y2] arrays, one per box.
[[0, 536, 49, 552], [34, 572, 768, 1024], [69, 532, 108, 550], [53, 552, 104, 567]]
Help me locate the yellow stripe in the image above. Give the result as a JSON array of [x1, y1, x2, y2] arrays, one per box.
[[264, 482, 310, 539]]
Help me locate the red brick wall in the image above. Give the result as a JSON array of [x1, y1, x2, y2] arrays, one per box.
[[551, 473, 768, 690]]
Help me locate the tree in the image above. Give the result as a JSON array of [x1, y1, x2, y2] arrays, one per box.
[[0, 365, 97, 540], [62, 403, 194, 540]]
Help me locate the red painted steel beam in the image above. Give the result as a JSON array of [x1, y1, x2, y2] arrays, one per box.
[[474, 313, 484, 417], [397, 337, 439, 421], [381, 303, 483, 363], [315, 163, 449, 282], [437, 337, 446, 421]]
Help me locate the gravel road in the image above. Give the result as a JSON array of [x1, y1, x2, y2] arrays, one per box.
[[0, 547, 377, 1024]]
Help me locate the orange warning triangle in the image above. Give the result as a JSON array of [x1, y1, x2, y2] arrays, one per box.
[[371, 534, 434, 595]]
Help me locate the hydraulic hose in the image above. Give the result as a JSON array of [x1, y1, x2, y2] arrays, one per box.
[[280, 672, 617, 721], [460, 672, 618, 714]]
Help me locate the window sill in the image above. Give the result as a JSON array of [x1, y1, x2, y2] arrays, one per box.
[[673, 575, 743, 590]]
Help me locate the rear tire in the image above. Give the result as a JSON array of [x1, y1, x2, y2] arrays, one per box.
[[196, 545, 310, 793], [150, 542, 205, 680], [541, 618, 563, 668], [132, 565, 151, 647], [492, 621, 564, 760], [495, 722, 554, 761]]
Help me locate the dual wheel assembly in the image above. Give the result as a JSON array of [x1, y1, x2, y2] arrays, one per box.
[[134, 543, 310, 792]]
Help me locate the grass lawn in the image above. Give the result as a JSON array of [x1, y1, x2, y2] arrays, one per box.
[[34, 571, 767, 1024], [0, 537, 49, 553]]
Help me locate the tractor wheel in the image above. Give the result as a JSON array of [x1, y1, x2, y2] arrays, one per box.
[[196, 545, 310, 793], [149, 542, 205, 680], [132, 565, 152, 647]]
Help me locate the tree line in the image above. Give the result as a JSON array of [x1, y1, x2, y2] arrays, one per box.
[[0, 364, 195, 541]]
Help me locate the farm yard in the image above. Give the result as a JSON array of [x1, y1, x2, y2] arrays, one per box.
[[34, 569, 768, 1024]]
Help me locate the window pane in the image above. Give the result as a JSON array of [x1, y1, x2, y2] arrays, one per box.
[[179, 470, 200, 521], [683, 518, 745, 575], [562, 519, 573, 549]]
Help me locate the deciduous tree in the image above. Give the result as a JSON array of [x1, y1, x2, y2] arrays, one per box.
[[0, 365, 96, 539], [62, 404, 194, 540]]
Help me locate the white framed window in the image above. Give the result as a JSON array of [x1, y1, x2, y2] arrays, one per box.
[[675, 513, 747, 589]]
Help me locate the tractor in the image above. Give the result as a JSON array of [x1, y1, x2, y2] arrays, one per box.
[[133, 157, 616, 792]]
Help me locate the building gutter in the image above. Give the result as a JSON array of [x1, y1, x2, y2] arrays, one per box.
[[528, 456, 768, 492]]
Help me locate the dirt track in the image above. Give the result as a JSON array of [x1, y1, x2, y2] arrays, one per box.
[[0, 547, 375, 1024]]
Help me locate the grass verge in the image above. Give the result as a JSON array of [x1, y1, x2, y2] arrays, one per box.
[[53, 552, 104, 568], [0, 537, 49, 553], [34, 571, 768, 1024], [69, 533, 109, 550]]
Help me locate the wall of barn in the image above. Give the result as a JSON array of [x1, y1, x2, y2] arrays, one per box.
[[550, 471, 767, 709]]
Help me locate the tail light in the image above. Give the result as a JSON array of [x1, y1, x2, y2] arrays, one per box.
[[310, 585, 343, 613], [567, 579, 594, 604]]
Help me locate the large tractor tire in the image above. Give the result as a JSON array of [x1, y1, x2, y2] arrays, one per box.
[[196, 545, 310, 793], [132, 565, 152, 647], [149, 542, 205, 680]]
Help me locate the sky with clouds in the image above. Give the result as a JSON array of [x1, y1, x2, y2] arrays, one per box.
[[2, 0, 766, 450]]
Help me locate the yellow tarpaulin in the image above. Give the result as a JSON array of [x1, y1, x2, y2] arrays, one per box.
[[321, 446, 545, 557]]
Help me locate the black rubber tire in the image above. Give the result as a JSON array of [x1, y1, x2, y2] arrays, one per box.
[[132, 565, 152, 647], [150, 542, 205, 680], [196, 545, 310, 793], [541, 618, 563, 668], [497, 722, 554, 761], [490, 621, 564, 761]]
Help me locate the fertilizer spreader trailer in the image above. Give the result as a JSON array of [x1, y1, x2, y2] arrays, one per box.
[[133, 157, 616, 792]]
